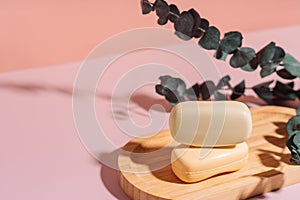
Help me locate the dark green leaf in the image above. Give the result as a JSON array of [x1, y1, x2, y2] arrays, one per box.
[[214, 46, 227, 60], [286, 133, 300, 164], [214, 91, 226, 100], [240, 64, 257, 72], [253, 88, 273, 103], [157, 17, 168, 25], [141, 0, 153, 14], [217, 75, 231, 89], [199, 18, 209, 32], [296, 90, 300, 99], [248, 57, 259, 70], [259, 42, 276, 66], [283, 54, 300, 77], [159, 75, 186, 96], [158, 75, 186, 104], [253, 80, 274, 89], [198, 26, 220, 50], [252, 80, 274, 103], [200, 81, 216, 100], [250, 42, 275, 69], [174, 31, 191, 41], [220, 31, 243, 54], [260, 43, 285, 67], [163, 87, 179, 103], [273, 81, 297, 100], [185, 83, 201, 100], [168, 4, 180, 23], [297, 105, 300, 116], [188, 8, 203, 38], [231, 80, 245, 100], [229, 47, 256, 68], [159, 75, 176, 90], [287, 116, 300, 136], [260, 65, 276, 78], [287, 81, 294, 89], [155, 84, 164, 95], [174, 11, 194, 40], [276, 68, 297, 80], [154, 0, 169, 18]]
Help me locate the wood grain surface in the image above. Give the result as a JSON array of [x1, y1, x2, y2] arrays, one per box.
[[118, 106, 299, 200]]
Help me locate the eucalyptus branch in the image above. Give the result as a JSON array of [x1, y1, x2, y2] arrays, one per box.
[[141, 0, 300, 105], [156, 75, 300, 105]]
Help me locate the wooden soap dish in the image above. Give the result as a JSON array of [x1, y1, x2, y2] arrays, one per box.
[[118, 106, 300, 200]]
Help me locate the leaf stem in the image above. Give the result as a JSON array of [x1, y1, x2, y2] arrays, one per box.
[[169, 11, 179, 18]]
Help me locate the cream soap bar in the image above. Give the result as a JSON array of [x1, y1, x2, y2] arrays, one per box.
[[171, 142, 248, 183], [169, 101, 252, 147]]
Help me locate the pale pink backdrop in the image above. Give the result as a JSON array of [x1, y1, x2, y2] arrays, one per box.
[[1, 0, 300, 72]]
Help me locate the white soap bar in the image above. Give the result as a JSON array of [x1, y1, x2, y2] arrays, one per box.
[[171, 142, 248, 183], [169, 101, 252, 147]]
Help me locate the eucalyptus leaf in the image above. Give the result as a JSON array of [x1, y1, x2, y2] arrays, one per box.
[[154, 0, 169, 18], [260, 43, 285, 67], [240, 64, 256, 72], [168, 4, 180, 22], [185, 83, 201, 100], [230, 47, 256, 68], [283, 54, 300, 77], [214, 46, 227, 60], [174, 31, 191, 41], [163, 87, 180, 103], [260, 65, 276, 78], [159, 75, 175, 90], [253, 80, 274, 89], [287, 116, 300, 137], [141, 0, 153, 14], [155, 84, 164, 95], [216, 75, 231, 89], [231, 80, 245, 100], [253, 88, 273, 103], [174, 11, 194, 40], [214, 91, 226, 100], [286, 133, 300, 164], [297, 105, 300, 116], [159, 75, 186, 96], [200, 81, 216, 100], [220, 31, 243, 54], [198, 26, 220, 50], [158, 75, 187, 104], [253, 80, 274, 103], [259, 42, 275, 66], [276, 68, 296, 80], [248, 56, 260, 71], [199, 18, 209, 31], [188, 8, 202, 38], [157, 17, 168, 25], [273, 81, 297, 100], [250, 42, 275, 69]]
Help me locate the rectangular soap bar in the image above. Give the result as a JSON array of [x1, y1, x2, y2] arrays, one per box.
[[169, 101, 252, 147], [171, 142, 248, 183]]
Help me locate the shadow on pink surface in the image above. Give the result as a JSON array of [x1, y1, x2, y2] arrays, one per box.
[[100, 166, 131, 200], [99, 150, 131, 200], [0, 80, 298, 109], [0, 81, 73, 96]]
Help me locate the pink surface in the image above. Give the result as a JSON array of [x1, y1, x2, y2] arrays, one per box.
[[0, 26, 300, 200], [1, 0, 300, 72]]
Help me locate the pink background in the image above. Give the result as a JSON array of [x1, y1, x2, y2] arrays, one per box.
[[1, 0, 300, 72], [1, 1, 300, 200]]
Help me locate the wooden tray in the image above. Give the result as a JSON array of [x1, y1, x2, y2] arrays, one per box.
[[118, 106, 300, 200]]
